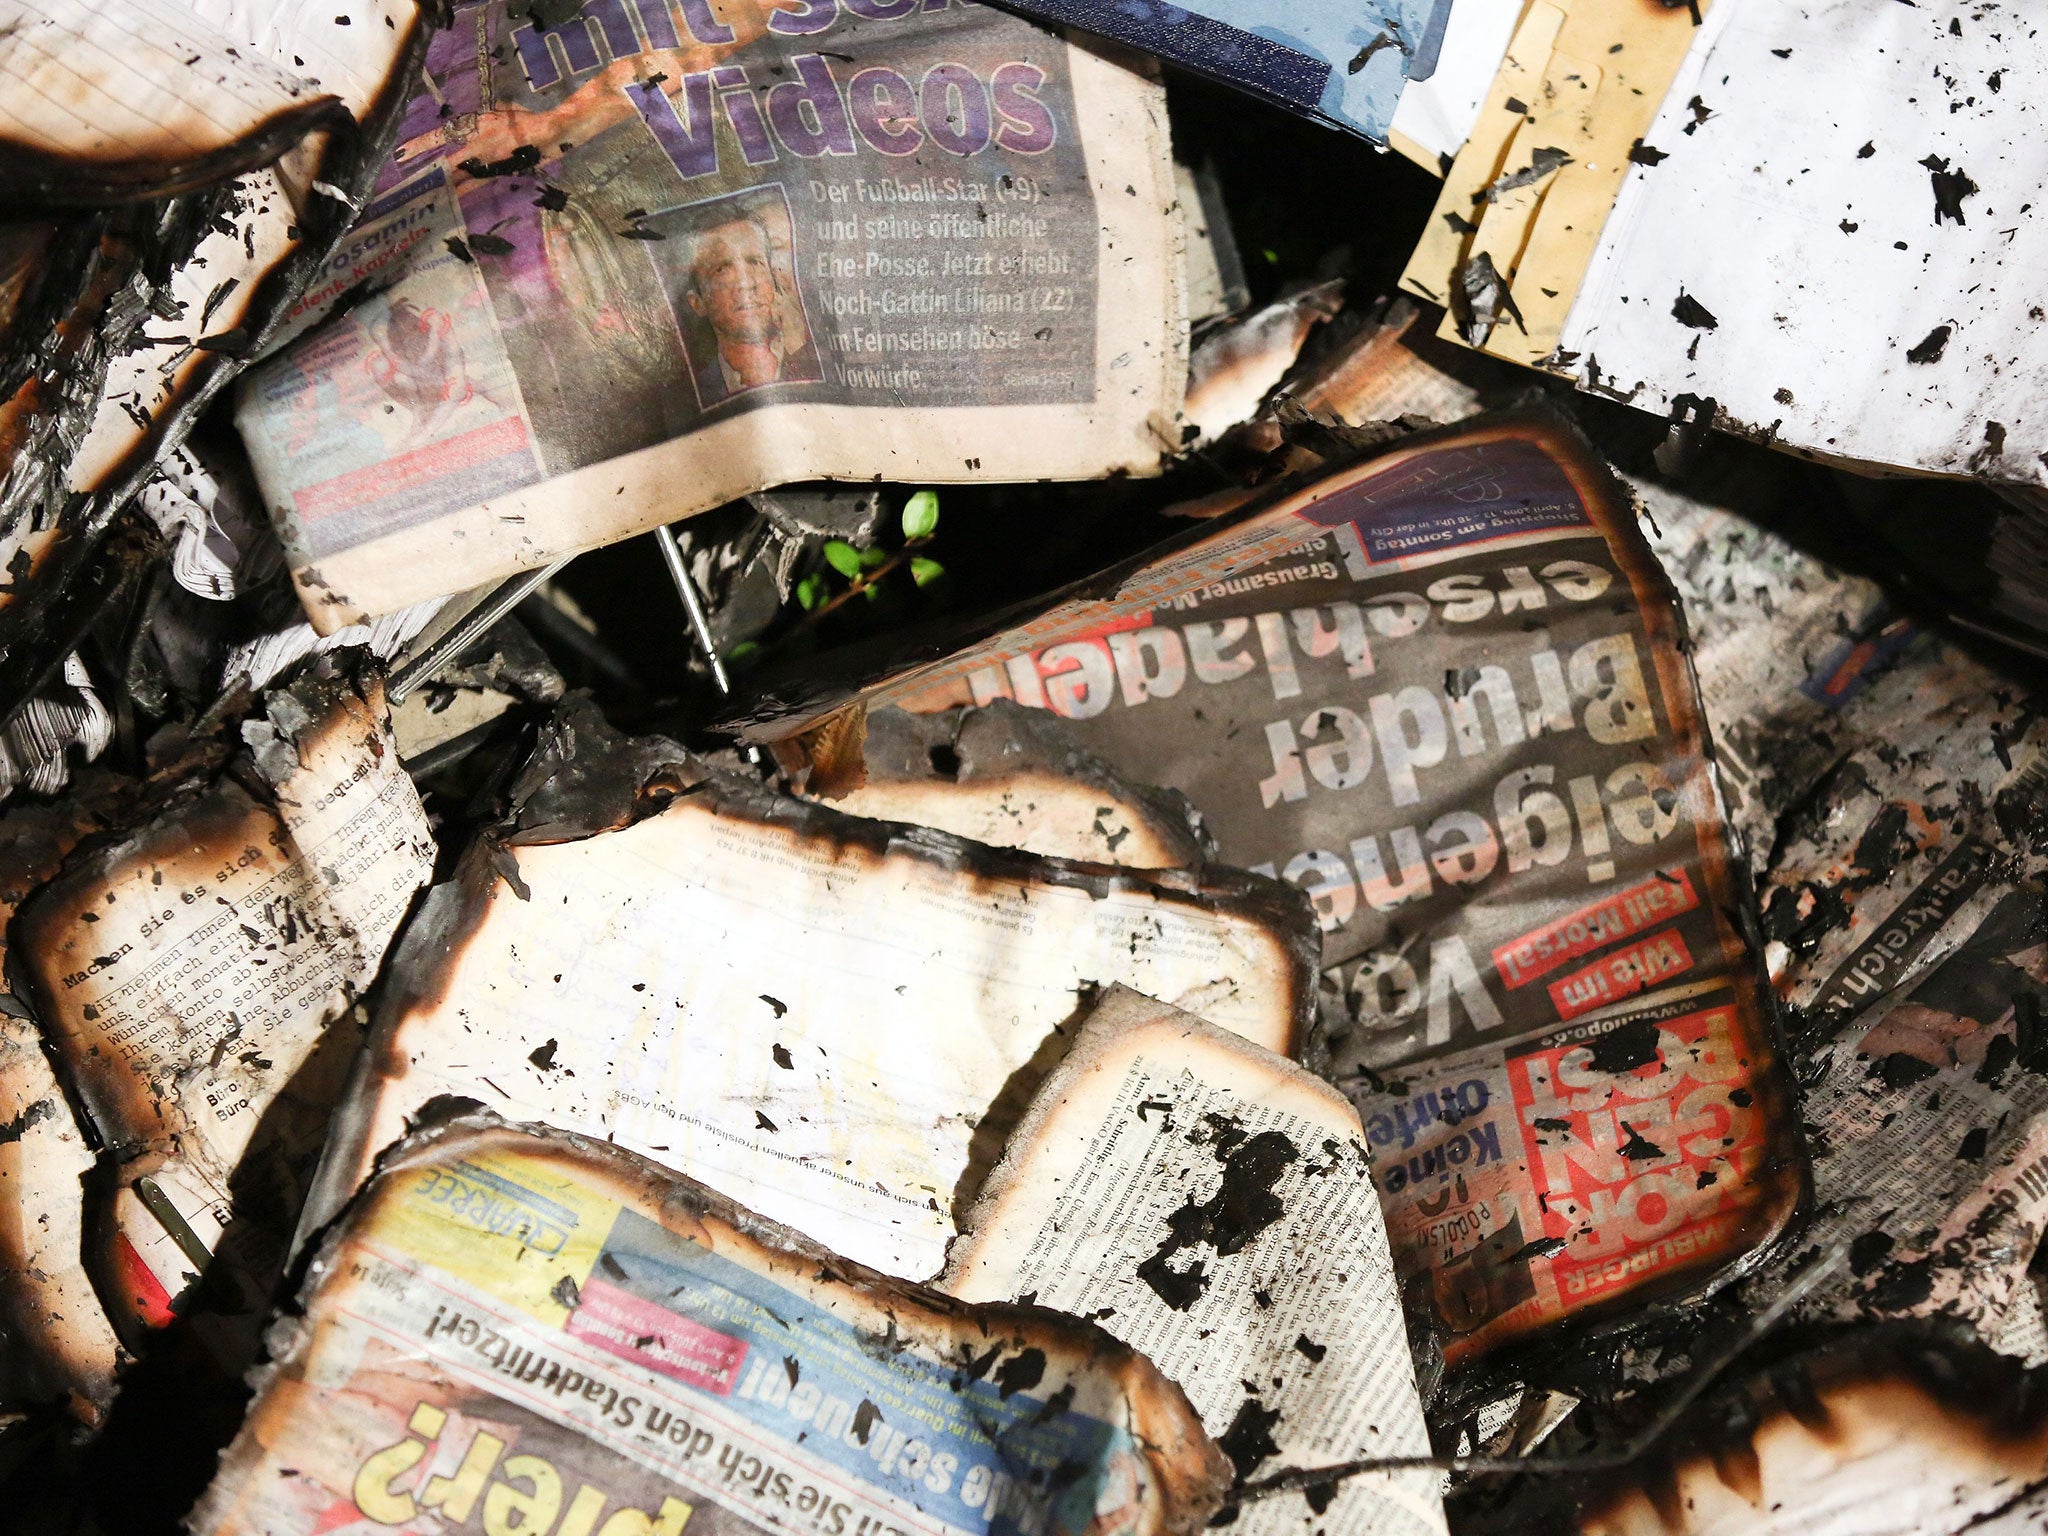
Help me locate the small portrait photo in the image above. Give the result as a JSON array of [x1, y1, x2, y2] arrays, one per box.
[[658, 186, 824, 411]]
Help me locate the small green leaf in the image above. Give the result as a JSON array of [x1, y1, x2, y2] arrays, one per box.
[[796, 572, 827, 610], [858, 544, 889, 570], [727, 640, 760, 666], [823, 540, 862, 578], [901, 490, 940, 540], [910, 556, 945, 588]]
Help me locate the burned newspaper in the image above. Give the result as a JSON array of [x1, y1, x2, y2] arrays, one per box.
[[945, 986, 1446, 1536], [12, 656, 433, 1343], [0, 771, 137, 1423], [809, 699, 1212, 869], [237, 0, 1185, 632], [1633, 463, 2048, 1340], [0, 0, 427, 719], [752, 411, 1806, 1369], [193, 1113, 1233, 1536]]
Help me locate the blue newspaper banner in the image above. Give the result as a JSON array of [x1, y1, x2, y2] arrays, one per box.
[[987, 0, 1451, 143]]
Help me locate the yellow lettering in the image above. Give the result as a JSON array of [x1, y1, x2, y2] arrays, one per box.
[[350, 1402, 450, 1525], [422, 1429, 506, 1522], [558, 1485, 612, 1536], [485, 1453, 565, 1535]]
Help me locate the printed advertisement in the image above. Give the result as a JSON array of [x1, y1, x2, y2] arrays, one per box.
[[1364, 986, 1778, 1359]]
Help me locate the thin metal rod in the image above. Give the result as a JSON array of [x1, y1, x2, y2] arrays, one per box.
[[388, 559, 567, 703], [654, 524, 732, 696], [1236, 1242, 1848, 1497]]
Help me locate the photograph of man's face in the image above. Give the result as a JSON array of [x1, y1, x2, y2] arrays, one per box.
[[667, 190, 823, 410]]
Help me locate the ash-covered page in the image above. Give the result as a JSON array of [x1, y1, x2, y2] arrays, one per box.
[[1559, 0, 2048, 485], [194, 1116, 1231, 1536], [945, 987, 1443, 1536], [0, 771, 136, 1420], [13, 658, 435, 1335], [237, 0, 1183, 633], [795, 414, 1801, 1362], [1733, 637, 2048, 1337], [318, 768, 1317, 1282]]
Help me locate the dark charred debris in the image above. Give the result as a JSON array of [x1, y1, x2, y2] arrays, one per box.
[[1, 8, 2047, 1536]]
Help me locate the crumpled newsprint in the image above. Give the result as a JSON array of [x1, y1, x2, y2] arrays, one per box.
[[238, 0, 1185, 631], [1642, 463, 2048, 1340]]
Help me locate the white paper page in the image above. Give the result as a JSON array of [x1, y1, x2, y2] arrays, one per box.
[[1389, 0, 1524, 166], [1560, 0, 2048, 485]]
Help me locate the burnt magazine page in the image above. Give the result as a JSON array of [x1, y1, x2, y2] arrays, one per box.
[[808, 413, 1804, 1367], [237, 0, 1185, 633], [193, 1114, 1231, 1536]]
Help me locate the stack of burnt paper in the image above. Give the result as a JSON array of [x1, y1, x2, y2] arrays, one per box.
[[761, 411, 1806, 1376], [0, 655, 430, 1414], [0, 0, 427, 725], [11, 1, 2048, 1532]]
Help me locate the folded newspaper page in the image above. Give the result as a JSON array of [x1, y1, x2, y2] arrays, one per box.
[[12, 656, 434, 1342], [944, 987, 1444, 1536], [1560, 1327, 2048, 1536], [236, 0, 1185, 632], [310, 703, 1318, 1283], [194, 1113, 1233, 1536], [815, 701, 1211, 869], [755, 412, 1805, 1367]]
